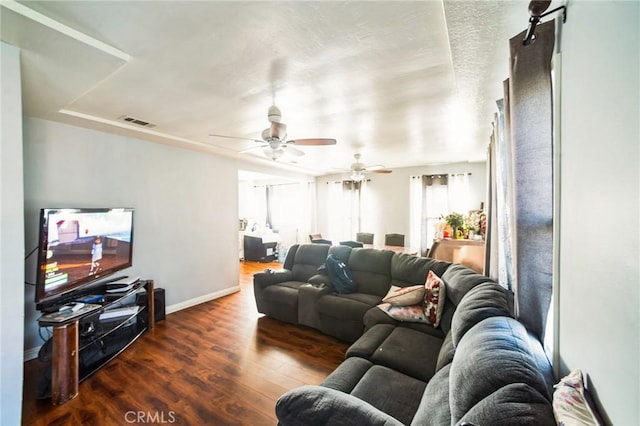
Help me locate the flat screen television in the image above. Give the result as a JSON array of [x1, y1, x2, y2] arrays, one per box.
[[35, 208, 134, 310]]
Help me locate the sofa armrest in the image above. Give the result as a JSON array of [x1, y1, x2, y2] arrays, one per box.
[[276, 385, 404, 426], [253, 270, 294, 288], [308, 273, 332, 288], [253, 270, 294, 315], [298, 284, 332, 329]]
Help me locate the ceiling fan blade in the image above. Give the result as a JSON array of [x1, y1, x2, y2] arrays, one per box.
[[209, 133, 262, 143], [289, 138, 337, 146], [364, 164, 385, 171], [370, 169, 393, 174], [283, 144, 305, 157]]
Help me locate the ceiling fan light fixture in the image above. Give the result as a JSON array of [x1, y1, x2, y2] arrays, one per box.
[[350, 171, 365, 182], [264, 147, 284, 160], [267, 105, 281, 123]]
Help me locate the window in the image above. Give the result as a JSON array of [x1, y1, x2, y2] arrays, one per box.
[[409, 173, 473, 255]]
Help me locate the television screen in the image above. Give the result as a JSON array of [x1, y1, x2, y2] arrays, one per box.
[[35, 208, 134, 309]]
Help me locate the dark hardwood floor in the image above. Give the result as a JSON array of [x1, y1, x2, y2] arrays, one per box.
[[22, 261, 349, 425]]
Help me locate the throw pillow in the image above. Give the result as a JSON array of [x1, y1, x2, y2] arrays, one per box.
[[553, 369, 601, 426], [377, 302, 430, 324], [424, 270, 446, 327], [382, 284, 425, 306]]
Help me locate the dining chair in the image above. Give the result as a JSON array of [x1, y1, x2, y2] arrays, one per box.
[[355, 232, 374, 244], [339, 240, 364, 248], [311, 238, 332, 245], [309, 233, 322, 242], [384, 233, 405, 247]]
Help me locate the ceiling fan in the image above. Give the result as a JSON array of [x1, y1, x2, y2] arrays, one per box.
[[345, 153, 392, 181], [209, 105, 336, 160]]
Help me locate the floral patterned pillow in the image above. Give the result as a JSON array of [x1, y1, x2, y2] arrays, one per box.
[[377, 302, 430, 323], [424, 270, 446, 327], [382, 285, 425, 306], [553, 369, 601, 426]]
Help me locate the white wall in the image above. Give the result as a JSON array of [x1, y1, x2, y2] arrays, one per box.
[[557, 2, 639, 424], [22, 118, 241, 352], [315, 161, 486, 245], [0, 42, 25, 426]]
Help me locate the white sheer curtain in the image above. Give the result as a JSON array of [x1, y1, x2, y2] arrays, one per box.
[[247, 185, 267, 231], [359, 179, 372, 236], [448, 173, 473, 214], [409, 176, 423, 252], [425, 178, 449, 246], [326, 182, 345, 242], [409, 173, 472, 256], [297, 182, 316, 245], [326, 180, 369, 243]]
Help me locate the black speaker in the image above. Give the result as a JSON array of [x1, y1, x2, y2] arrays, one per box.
[[137, 287, 166, 322]]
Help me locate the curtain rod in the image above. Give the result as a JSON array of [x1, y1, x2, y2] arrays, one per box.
[[411, 173, 472, 179], [327, 179, 371, 184]]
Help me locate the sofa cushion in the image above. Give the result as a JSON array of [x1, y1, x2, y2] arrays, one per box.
[[368, 327, 442, 382], [258, 281, 308, 324], [382, 285, 425, 306], [441, 263, 494, 306], [362, 307, 445, 339], [291, 244, 330, 282], [346, 324, 395, 360], [435, 330, 455, 372], [328, 244, 352, 263], [323, 357, 375, 393], [351, 365, 427, 426], [282, 244, 299, 270], [449, 316, 552, 423], [363, 306, 399, 330], [458, 383, 556, 426], [318, 293, 382, 320], [347, 248, 394, 296], [389, 253, 451, 288], [424, 270, 446, 327], [276, 385, 404, 426], [410, 364, 451, 426], [451, 282, 513, 347], [347, 324, 442, 382]]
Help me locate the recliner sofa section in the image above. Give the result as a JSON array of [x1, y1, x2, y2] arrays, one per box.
[[254, 244, 485, 344], [254, 243, 556, 425], [276, 282, 556, 425], [253, 243, 329, 324]]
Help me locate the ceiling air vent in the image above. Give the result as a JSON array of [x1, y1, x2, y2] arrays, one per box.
[[119, 115, 156, 128]]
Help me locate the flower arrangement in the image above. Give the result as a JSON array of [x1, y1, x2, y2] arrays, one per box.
[[444, 212, 464, 238], [438, 210, 487, 240], [465, 210, 487, 240], [444, 212, 464, 230]]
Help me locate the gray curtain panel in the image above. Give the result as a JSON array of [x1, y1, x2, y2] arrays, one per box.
[[508, 20, 555, 341]]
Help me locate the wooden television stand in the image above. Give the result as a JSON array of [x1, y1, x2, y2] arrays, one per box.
[[38, 280, 155, 405]]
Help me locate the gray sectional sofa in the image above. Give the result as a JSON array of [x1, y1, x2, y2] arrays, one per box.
[[253, 244, 556, 425]]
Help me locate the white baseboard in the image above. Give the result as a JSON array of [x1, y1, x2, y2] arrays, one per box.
[[25, 346, 41, 361], [24, 285, 241, 362], [165, 286, 240, 315]]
